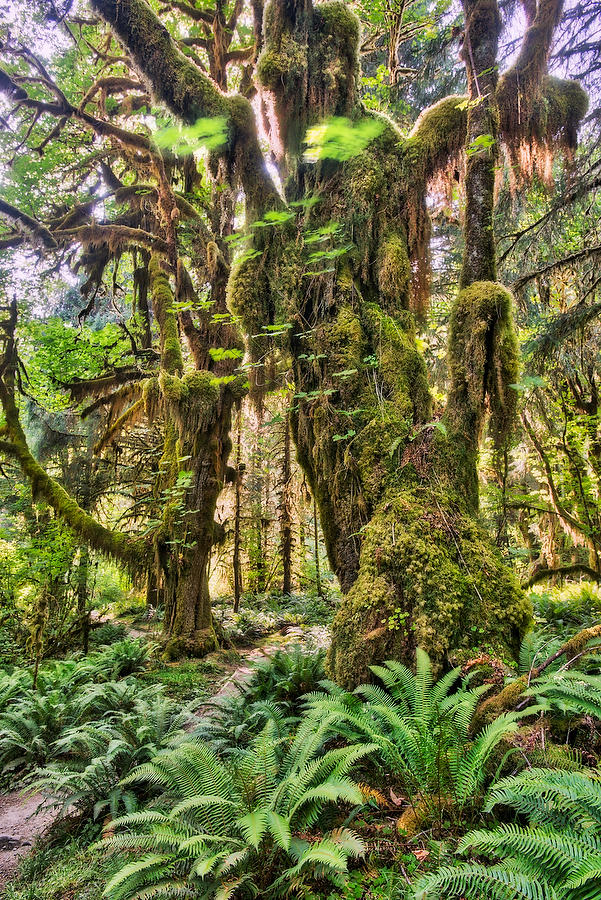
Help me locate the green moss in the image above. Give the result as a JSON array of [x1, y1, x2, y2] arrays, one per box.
[[320, 304, 365, 371], [183, 371, 220, 430], [535, 76, 589, 148], [328, 487, 531, 688], [446, 281, 519, 449], [364, 304, 431, 420], [404, 95, 468, 177], [143, 376, 160, 419], [1, 382, 141, 568], [149, 255, 183, 375], [314, 1, 360, 46], [377, 232, 410, 313], [257, 33, 306, 92], [472, 675, 528, 730], [164, 627, 218, 661], [227, 251, 269, 341], [159, 371, 188, 403]]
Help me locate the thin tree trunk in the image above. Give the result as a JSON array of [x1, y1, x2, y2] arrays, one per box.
[[279, 409, 293, 595], [233, 400, 243, 612], [76, 544, 90, 653], [313, 495, 323, 599]]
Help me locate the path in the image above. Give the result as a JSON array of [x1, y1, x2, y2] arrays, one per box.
[[0, 791, 55, 888], [207, 624, 329, 701]]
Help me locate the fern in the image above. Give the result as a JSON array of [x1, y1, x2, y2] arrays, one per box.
[[528, 669, 601, 720], [414, 768, 601, 899], [98, 721, 369, 899], [303, 649, 527, 826]]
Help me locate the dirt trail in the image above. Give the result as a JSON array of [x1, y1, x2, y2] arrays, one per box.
[[208, 624, 329, 701], [0, 791, 55, 889]]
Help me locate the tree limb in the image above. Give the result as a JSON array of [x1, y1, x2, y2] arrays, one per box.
[[522, 563, 601, 588]]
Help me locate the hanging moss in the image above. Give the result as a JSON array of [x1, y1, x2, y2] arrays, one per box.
[[497, 74, 589, 184], [158, 371, 188, 404], [94, 397, 145, 454], [142, 376, 160, 420], [446, 281, 519, 449], [227, 251, 270, 345], [377, 232, 410, 315]]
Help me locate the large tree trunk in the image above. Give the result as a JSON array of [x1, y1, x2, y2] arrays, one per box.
[[229, 0, 531, 685]]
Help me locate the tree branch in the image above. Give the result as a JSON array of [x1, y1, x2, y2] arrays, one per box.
[[89, 0, 278, 215], [522, 563, 601, 588], [0, 377, 139, 565]]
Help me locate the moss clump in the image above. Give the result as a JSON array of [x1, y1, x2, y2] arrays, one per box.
[[404, 95, 468, 177], [314, 1, 360, 46], [227, 251, 269, 345], [164, 627, 218, 661], [182, 371, 220, 435], [309, 2, 360, 118], [257, 32, 307, 93], [143, 376, 160, 420], [320, 304, 364, 371], [158, 371, 188, 404], [327, 488, 531, 688], [534, 76, 589, 149], [377, 232, 410, 314]]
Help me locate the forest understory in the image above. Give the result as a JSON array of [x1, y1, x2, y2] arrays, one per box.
[[1, 0, 601, 896]]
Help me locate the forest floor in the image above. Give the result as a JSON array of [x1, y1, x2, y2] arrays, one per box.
[[208, 624, 329, 700], [0, 619, 329, 888], [0, 791, 55, 888]]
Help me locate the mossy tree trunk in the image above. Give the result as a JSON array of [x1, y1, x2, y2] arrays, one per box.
[[145, 255, 244, 657]]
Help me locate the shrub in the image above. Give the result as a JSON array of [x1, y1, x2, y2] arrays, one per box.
[[88, 623, 128, 648]]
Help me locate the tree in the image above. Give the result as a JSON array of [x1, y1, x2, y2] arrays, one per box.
[[0, 0, 587, 677]]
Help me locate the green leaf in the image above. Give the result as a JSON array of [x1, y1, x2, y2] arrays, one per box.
[[237, 809, 268, 849], [154, 116, 228, 154], [266, 810, 292, 850], [303, 116, 386, 162]]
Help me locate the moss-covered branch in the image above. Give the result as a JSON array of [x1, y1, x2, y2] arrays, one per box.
[[473, 623, 601, 729], [149, 254, 184, 374], [405, 95, 468, 183], [0, 199, 58, 249], [93, 397, 145, 454], [0, 379, 138, 565], [496, 0, 563, 130], [89, 0, 278, 214], [522, 563, 601, 588]]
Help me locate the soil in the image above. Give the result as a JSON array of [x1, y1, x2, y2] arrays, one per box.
[[0, 791, 55, 889]]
